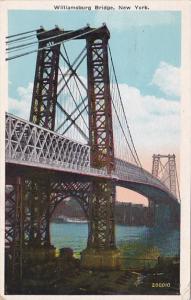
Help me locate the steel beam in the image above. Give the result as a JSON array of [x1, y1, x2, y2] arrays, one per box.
[[81, 27, 121, 269], [5, 176, 24, 288], [30, 28, 60, 130], [86, 29, 115, 245], [86, 31, 114, 172]]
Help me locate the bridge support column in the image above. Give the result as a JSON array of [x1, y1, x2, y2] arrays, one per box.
[[154, 203, 171, 227], [6, 174, 56, 268], [22, 176, 55, 263], [81, 180, 121, 270], [148, 200, 156, 226], [81, 248, 121, 270], [5, 176, 24, 284], [81, 27, 120, 270]]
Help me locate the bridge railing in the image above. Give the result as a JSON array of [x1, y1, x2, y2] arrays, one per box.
[[5, 113, 111, 177], [6, 113, 88, 165]]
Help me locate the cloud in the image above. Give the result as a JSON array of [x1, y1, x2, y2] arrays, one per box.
[[94, 12, 178, 31], [150, 61, 180, 98], [116, 83, 180, 167], [8, 82, 33, 120], [8, 79, 180, 171]]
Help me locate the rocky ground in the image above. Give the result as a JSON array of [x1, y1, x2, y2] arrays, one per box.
[[6, 251, 180, 295]]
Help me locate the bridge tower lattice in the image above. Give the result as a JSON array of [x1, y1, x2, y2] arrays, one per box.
[[148, 154, 179, 226]]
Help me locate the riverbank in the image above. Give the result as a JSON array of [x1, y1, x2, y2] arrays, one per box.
[[6, 252, 179, 295], [6, 224, 180, 295]]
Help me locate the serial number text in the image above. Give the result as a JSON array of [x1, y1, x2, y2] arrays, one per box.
[[152, 283, 170, 288]]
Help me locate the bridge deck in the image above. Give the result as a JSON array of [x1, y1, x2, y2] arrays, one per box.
[[5, 113, 180, 206]]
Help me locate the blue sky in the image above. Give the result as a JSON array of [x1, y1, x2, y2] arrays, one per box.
[[8, 10, 180, 100]]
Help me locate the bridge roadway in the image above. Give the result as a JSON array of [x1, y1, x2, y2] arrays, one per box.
[[5, 113, 179, 207]]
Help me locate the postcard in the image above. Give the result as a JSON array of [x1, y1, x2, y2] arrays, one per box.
[[0, 1, 190, 299]]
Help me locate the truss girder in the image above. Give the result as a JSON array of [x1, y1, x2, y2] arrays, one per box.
[[115, 158, 172, 193], [6, 114, 90, 168], [49, 181, 91, 218]]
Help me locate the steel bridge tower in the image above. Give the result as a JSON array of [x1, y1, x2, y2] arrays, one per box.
[[6, 25, 120, 276], [32, 25, 120, 268], [148, 154, 179, 226], [81, 28, 120, 268]]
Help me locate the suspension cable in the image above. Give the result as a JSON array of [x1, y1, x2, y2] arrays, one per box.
[[6, 26, 103, 61], [6, 27, 65, 45], [110, 60, 137, 164], [56, 101, 88, 141], [56, 98, 87, 132], [58, 45, 86, 86], [58, 66, 88, 130], [175, 163, 181, 201], [6, 28, 38, 39], [58, 50, 87, 96], [6, 26, 72, 43], [111, 97, 139, 165], [6, 28, 76, 52], [61, 104, 88, 137], [109, 45, 142, 167], [61, 44, 88, 114], [6, 33, 37, 45], [7, 43, 37, 54]]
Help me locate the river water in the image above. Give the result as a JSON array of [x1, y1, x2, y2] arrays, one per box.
[[50, 223, 180, 262]]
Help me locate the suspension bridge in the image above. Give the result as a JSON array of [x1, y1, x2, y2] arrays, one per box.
[[5, 24, 180, 278]]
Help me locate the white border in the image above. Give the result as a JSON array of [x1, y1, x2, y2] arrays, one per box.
[[0, 2, 7, 299], [180, 4, 191, 300], [0, 1, 190, 299]]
